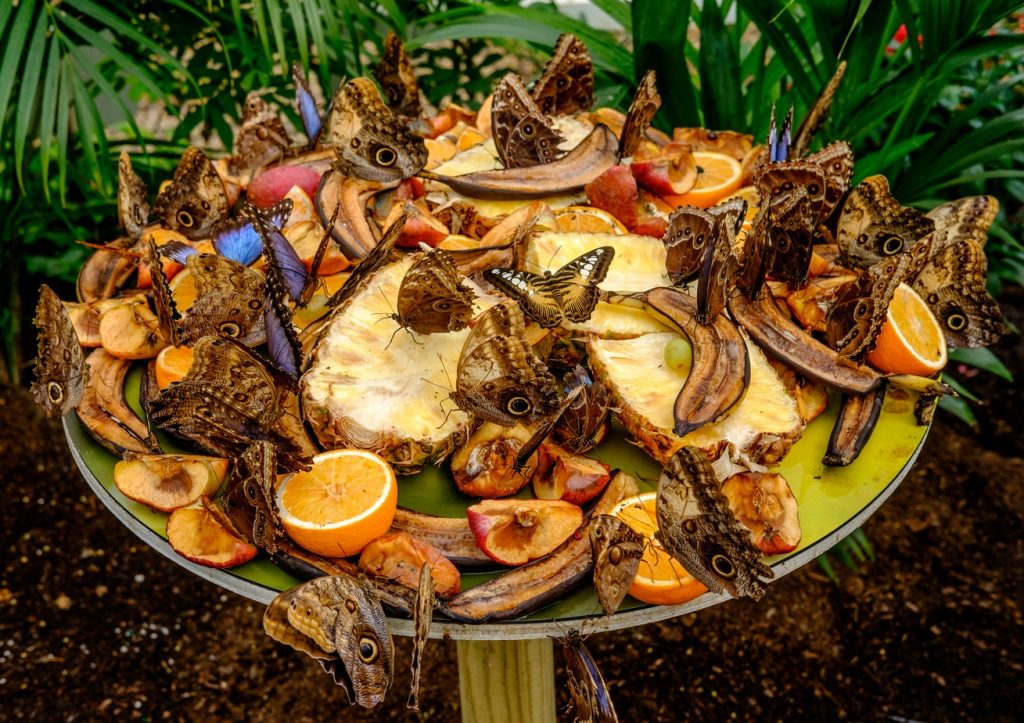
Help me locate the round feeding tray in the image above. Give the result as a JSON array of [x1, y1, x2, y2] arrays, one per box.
[[64, 365, 928, 640]]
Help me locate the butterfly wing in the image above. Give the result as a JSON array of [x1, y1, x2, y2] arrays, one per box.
[[327, 207, 409, 309], [233, 93, 291, 177], [374, 31, 422, 118], [664, 205, 716, 283], [145, 238, 180, 346], [117, 151, 150, 239], [223, 441, 285, 553], [407, 563, 434, 711], [545, 246, 615, 323], [249, 201, 306, 302], [30, 285, 88, 417], [530, 33, 595, 116], [325, 576, 395, 708], [292, 62, 323, 146], [484, 268, 565, 328], [696, 216, 738, 324], [590, 514, 644, 616], [562, 631, 619, 723], [836, 175, 935, 268], [396, 250, 475, 335], [925, 195, 998, 250], [618, 70, 661, 158], [492, 73, 565, 169], [178, 254, 266, 347], [805, 141, 854, 219], [825, 253, 915, 358], [153, 147, 229, 240], [213, 198, 293, 266]]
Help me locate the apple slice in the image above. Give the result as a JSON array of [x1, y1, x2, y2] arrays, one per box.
[[533, 443, 611, 505], [451, 422, 539, 498], [585, 164, 639, 230], [630, 142, 698, 196], [358, 531, 461, 597], [248, 166, 321, 208], [384, 203, 449, 249], [114, 454, 229, 512], [166, 498, 258, 568], [721, 472, 801, 555], [467, 499, 583, 566], [98, 299, 168, 360]]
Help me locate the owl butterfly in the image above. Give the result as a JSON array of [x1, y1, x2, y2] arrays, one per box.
[[514, 365, 591, 473], [327, 208, 410, 309], [696, 202, 745, 323], [153, 147, 229, 240], [392, 249, 475, 335], [232, 93, 291, 178], [734, 202, 772, 299], [805, 141, 854, 220], [530, 33, 594, 116], [210, 198, 293, 268], [756, 161, 827, 287], [117, 151, 150, 240], [30, 285, 89, 418], [451, 301, 561, 426], [292, 62, 323, 147], [791, 61, 847, 159], [836, 175, 936, 268], [374, 31, 422, 119], [145, 238, 180, 347], [326, 77, 427, 183], [617, 70, 661, 159], [407, 563, 434, 712], [562, 630, 618, 723], [263, 575, 394, 709], [222, 441, 284, 553], [590, 514, 644, 616], [553, 368, 611, 454], [484, 246, 615, 328], [663, 205, 715, 283], [176, 253, 266, 347], [825, 237, 932, 359], [491, 73, 565, 169], [656, 446, 773, 599]]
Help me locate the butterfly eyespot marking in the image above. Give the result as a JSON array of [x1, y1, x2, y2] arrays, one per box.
[[244, 483, 259, 504], [711, 554, 737, 579], [219, 322, 241, 337], [882, 236, 904, 255], [47, 382, 64, 403], [374, 146, 397, 167], [855, 302, 869, 318], [946, 313, 968, 331], [506, 396, 532, 415], [682, 519, 698, 534], [807, 184, 820, 195], [609, 547, 623, 565], [358, 637, 379, 663], [256, 127, 269, 140], [521, 123, 536, 139], [248, 299, 262, 311], [177, 211, 195, 228], [350, 138, 361, 149], [432, 300, 453, 311]]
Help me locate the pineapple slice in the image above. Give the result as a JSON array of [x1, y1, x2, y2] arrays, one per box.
[[588, 331, 804, 466], [302, 256, 493, 475], [525, 231, 673, 338]]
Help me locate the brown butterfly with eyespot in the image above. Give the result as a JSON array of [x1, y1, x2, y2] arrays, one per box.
[[590, 514, 644, 617], [451, 301, 561, 427], [484, 246, 615, 328], [664, 205, 715, 284], [176, 253, 266, 347], [153, 147, 229, 240], [836, 175, 935, 268], [791, 61, 847, 159], [232, 92, 291, 178], [374, 31, 422, 119], [618, 70, 661, 159], [553, 368, 611, 454], [118, 151, 151, 240], [756, 160, 827, 287], [561, 629, 619, 723], [30, 285, 89, 418], [392, 249, 475, 335], [530, 33, 595, 116], [656, 446, 773, 600], [696, 201, 744, 324], [263, 574, 394, 709], [326, 77, 427, 183], [145, 238, 180, 347], [407, 563, 434, 712], [222, 440, 285, 554], [491, 73, 565, 169]]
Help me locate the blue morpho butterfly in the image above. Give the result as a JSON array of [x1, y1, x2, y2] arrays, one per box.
[[161, 199, 292, 268], [247, 202, 308, 303], [767, 104, 793, 163], [292, 62, 323, 148]]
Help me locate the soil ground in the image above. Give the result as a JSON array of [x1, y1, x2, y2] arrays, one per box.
[[2, 289, 1022, 722]]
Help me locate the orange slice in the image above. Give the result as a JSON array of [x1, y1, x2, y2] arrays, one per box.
[[276, 449, 398, 557], [865, 283, 947, 376], [168, 268, 197, 312], [611, 492, 707, 605], [555, 206, 629, 234], [720, 185, 760, 223], [663, 151, 743, 209], [154, 345, 195, 389]]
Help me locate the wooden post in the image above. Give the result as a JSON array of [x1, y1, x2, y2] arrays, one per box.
[[457, 638, 556, 723]]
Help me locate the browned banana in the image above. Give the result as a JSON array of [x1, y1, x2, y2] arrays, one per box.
[[440, 470, 639, 623], [77, 237, 139, 302], [315, 171, 396, 259], [420, 124, 618, 199], [77, 349, 158, 455], [822, 383, 886, 467], [389, 508, 492, 567], [606, 287, 750, 437]]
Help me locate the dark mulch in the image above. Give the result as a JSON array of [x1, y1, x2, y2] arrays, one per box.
[[2, 288, 1022, 721]]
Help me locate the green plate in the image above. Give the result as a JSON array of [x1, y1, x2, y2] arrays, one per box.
[[64, 367, 927, 640]]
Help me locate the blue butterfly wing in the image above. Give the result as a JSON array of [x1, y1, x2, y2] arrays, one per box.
[[160, 240, 197, 265], [213, 219, 263, 266], [292, 62, 322, 145], [263, 287, 302, 380], [248, 202, 306, 302]]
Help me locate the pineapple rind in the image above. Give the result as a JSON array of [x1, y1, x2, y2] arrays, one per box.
[[588, 331, 804, 466]]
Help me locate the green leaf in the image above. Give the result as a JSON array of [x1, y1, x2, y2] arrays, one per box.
[[948, 348, 1013, 381], [56, 59, 71, 205], [942, 373, 979, 402], [57, 11, 163, 100], [0, 0, 37, 145], [632, 0, 698, 127], [37, 40, 61, 199], [816, 553, 840, 585], [938, 395, 978, 430], [13, 7, 48, 190], [698, 0, 743, 130], [287, 0, 309, 71]]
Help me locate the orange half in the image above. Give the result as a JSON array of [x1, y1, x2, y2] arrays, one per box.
[[866, 283, 947, 376]]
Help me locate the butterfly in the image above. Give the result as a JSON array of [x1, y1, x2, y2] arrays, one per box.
[[327, 207, 410, 309], [696, 206, 742, 324], [835, 175, 936, 267], [374, 31, 422, 119], [152, 147, 229, 240], [117, 151, 151, 240], [292, 62, 323, 147], [248, 201, 308, 302], [451, 301, 561, 426], [221, 441, 284, 554], [756, 160, 827, 287], [145, 238, 181, 347], [160, 200, 293, 269], [552, 367, 611, 453], [407, 563, 434, 712], [791, 61, 847, 159], [30, 285, 89, 418], [530, 33, 595, 116], [232, 93, 291, 178], [562, 629, 618, 723], [392, 249, 475, 335], [617, 70, 661, 159], [766, 105, 793, 163], [663, 205, 716, 283], [590, 514, 644, 616], [326, 77, 428, 183], [514, 365, 592, 473], [484, 247, 615, 328], [263, 575, 394, 709], [491, 73, 565, 169], [176, 254, 266, 347], [655, 446, 773, 599]]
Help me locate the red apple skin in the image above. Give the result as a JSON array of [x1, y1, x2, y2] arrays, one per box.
[[396, 177, 426, 200], [467, 499, 583, 566], [533, 443, 611, 505], [630, 143, 697, 196], [585, 165, 639, 230], [721, 472, 801, 555], [632, 215, 668, 238], [247, 166, 321, 208], [166, 500, 258, 568]]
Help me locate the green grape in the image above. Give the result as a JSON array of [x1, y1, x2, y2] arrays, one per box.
[[663, 337, 693, 374]]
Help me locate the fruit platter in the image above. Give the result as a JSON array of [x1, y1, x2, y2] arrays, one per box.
[[38, 32, 1005, 711]]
